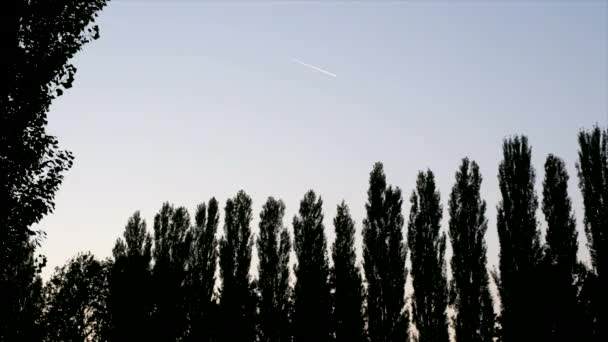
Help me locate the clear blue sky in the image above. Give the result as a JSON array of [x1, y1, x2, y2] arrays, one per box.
[[38, 0, 607, 276]]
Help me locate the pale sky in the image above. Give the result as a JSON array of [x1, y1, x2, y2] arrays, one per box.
[[38, 0, 607, 277]]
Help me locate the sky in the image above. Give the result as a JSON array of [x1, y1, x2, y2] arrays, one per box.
[[38, 0, 607, 278]]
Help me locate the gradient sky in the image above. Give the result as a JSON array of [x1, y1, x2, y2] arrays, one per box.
[[37, 0, 607, 277]]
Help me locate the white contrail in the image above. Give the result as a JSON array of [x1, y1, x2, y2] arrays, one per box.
[[292, 58, 337, 78]]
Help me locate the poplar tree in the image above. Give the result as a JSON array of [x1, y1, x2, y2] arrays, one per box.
[[152, 203, 191, 341], [331, 201, 365, 342], [408, 170, 449, 342], [110, 211, 153, 341], [448, 158, 494, 342], [542, 154, 579, 340], [576, 126, 607, 337], [362, 162, 408, 342], [293, 190, 332, 342], [186, 198, 220, 342], [257, 197, 292, 342], [496, 136, 543, 342], [219, 191, 256, 342]]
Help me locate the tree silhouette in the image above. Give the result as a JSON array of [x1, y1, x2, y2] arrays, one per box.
[[257, 197, 292, 342], [448, 158, 494, 342], [408, 170, 449, 342], [540, 154, 580, 339], [185, 198, 220, 342], [574, 263, 601, 341], [331, 201, 365, 342], [362, 162, 408, 342], [293, 190, 333, 342], [0, 1, 107, 338], [110, 211, 153, 341], [3, 250, 46, 341], [576, 126, 607, 338], [219, 191, 256, 342], [496, 136, 543, 342], [577, 126, 608, 276], [152, 203, 191, 341], [41, 252, 110, 342]]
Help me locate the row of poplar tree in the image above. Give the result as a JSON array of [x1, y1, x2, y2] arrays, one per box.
[[1, 2, 603, 341], [36, 127, 606, 342]]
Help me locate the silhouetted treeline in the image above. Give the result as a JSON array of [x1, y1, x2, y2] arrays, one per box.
[[2, 1, 604, 341], [7, 127, 599, 342]]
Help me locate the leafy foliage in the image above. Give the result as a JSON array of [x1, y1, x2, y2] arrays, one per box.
[[0, 1, 108, 338], [42, 253, 110, 342]]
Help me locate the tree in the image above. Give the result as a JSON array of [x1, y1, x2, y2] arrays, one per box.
[[151, 203, 192, 341], [186, 198, 220, 342], [577, 126, 608, 277], [110, 211, 153, 341], [574, 263, 601, 340], [408, 170, 449, 342], [41, 252, 110, 342], [496, 136, 543, 342], [332, 201, 365, 342], [257, 197, 292, 342], [541, 155, 580, 339], [219, 190, 256, 342], [293, 190, 332, 342], [362, 162, 408, 342], [448, 158, 494, 342], [576, 125, 607, 337], [0, 1, 108, 338]]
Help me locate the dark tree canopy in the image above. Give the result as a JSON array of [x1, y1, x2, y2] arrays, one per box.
[[293, 190, 333, 342], [574, 263, 601, 341], [41, 253, 110, 342], [0, 1, 108, 338], [151, 204, 192, 341], [331, 201, 365, 342], [577, 126, 608, 275], [110, 211, 153, 341], [541, 154, 580, 340], [185, 198, 220, 342], [496, 136, 543, 342], [448, 158, 494, 342], [113, 211, 153, 261], [576, 126, 607, 338], [219, 190, 256, 342], [257, 197, 292, 342], [408, 170, 449, 342], [1, 0, 107, 235], [362, 162, 408, 342]]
